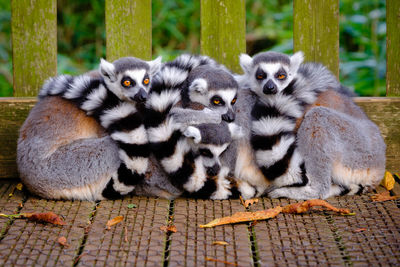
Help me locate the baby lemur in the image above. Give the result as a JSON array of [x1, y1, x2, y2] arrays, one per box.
[[232, 51, 386, 199]]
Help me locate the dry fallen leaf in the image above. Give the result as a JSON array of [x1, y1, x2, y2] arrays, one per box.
[[199, 206, 282, 228], [353, 228, 367, 233], [240, 196, 259, 208], [380, 171, 395, 190], [212, 241, 229, 246], [371, 191, 399, 202], [282, 199, 352, 215], [205, 257, 238, 266], [106, 216, 123, 230], [57, 236, 69, 247], [160, 225, 177, 233], [16, 183, 23, 191], [0, 212, 66, 225]]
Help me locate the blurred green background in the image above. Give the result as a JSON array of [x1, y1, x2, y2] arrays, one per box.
[[0, 0, 386, 96]]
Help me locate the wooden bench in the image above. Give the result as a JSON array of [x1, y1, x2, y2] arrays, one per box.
[[1, 0, 399, 266]]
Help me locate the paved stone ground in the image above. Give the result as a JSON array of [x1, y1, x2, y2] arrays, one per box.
[[0, 180, 399, 266]]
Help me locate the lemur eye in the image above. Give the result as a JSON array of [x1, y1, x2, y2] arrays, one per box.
[[143, 78, 150, 85], [231, 98, 237, 105], [277, 74, 286, 80], [211, 96, 224, 106], [199, 149, 213, 158], [122, 80, 131, 87]]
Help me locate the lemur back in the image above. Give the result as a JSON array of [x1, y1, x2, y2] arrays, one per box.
[[235, 51, 386, 199]]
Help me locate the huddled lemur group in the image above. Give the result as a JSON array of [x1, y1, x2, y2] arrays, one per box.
[[17, 51, 386, 201]]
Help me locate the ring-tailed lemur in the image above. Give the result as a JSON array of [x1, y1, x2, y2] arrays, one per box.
[[38, 56, 162, 196], [169, 121, 243, 199], [145, 54, 250, 198], [233, 51, 386, 199]]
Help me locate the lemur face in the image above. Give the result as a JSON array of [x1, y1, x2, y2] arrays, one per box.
[[187, 66, 238, 122], [183, 122, 243, 176], [239, 51, 304, 100], [100, 56, 162, 103]]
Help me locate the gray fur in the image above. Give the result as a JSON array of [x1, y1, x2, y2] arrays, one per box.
[[112, 57, 149, 73], [196, 122, 231, 145], [187, 65, 238, 91], [252, 51, 291, 66]]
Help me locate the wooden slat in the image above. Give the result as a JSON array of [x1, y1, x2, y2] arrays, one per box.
[[200, 0, 246, 73], [293, 0, 339, 77], [11, 0, 57, 97], [355, 98, 400, 173], [386, 0, 400, 96], [105, 0, 152, 61], [168, 199, 253, 266], [0, 196, 95, 266], [0, 98, 36, 178], [78, 197, 169, 266], [0, 97, 399, 179], [253, 198, 344, 265]]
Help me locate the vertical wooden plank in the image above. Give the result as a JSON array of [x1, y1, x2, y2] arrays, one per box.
[[11, 0, 57, 97], [201, 0, 246, 73], [293, 0, 339, 77], [386, 0, 400, 96], [105, 0, 152, 61]]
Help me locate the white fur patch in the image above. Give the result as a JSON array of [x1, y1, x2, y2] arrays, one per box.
[[111, 125, 148, 145], [183, 157, 207, 192], [47, 75, 71, 96], [64, 75, 92, 99], [189, 78, 208, 94], [118, 150, 148, 175], [147, 119, 179, 143], [264, 94, 304, 119], [252, 117, 296, 136], [210, 166, 231, 200], [332, 162, 383, 189], [147, 89, 181, 112], [161, 66, 189, 87], [81, 84, 107, 113], [255, 134, 295, 167], [161, 139, 190, 173], [100, 102, 137, 128], [111, 174, 136, 195], [237, 181, 257, 199], [273, 150, 303, 187], [124, 69, 147, 87]]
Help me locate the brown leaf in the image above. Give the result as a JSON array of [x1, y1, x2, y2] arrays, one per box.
[[353, 227, 367, 233], [199, 206, 283, 228], [205, 257, 238, 266], [124, 226, 129, 243], [282, 199, 352, 215], [23, 212, 66, 225], [240, 196, 259, 208], [212, 241, 229, 246], [380, 171, 395, 190], [160, 225, 177, 233], [57, 236, 69, 247], [106, 215, 123, 230], [371, 191, 399, 202]]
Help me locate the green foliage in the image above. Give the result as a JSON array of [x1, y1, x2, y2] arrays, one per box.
[[0, 0, 387, 96]]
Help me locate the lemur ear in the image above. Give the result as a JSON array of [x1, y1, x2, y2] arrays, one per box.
[[189, 78, 208, 95], [239, 54, 253, 74], [228, 123, 244, 140], [100, 58, 117, 82], [289, 51, 304, 75], [147, 56, 162, 76], [183, 126, 202, 144]]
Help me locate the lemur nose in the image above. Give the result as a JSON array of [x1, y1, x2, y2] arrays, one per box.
[[133, 88, 148, 102], [222, 109, 235, 122], [206, 164, 220, 176], [263, 80, 277, 94], [222, 113, 235, 122]]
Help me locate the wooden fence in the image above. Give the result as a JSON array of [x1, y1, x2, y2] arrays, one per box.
[[0, 0, 399, 179]]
